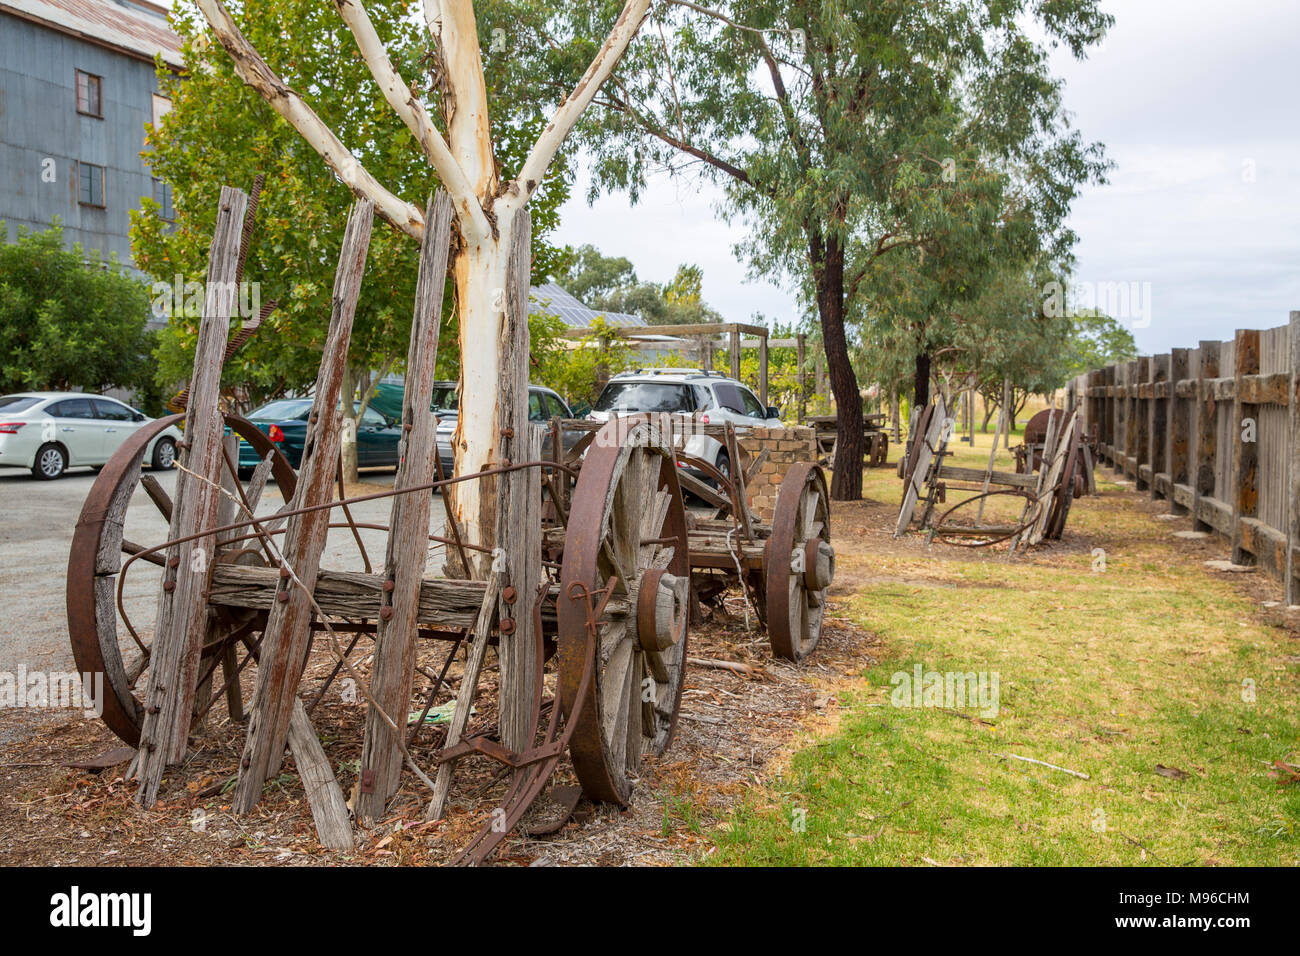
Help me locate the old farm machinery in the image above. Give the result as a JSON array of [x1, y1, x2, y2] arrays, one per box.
[[65, 187, 834, 863], [543, 417, 835, 662], [895, 398, 1092, 549]]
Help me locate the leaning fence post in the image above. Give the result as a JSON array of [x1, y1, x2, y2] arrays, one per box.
[[356, 192, 453, 823], [1230, 329, 1261, 565], [231, 200, 374, 814], [1288, 312, 1300, 604], [135, 185, 247, 807], [496, 209, 543, 756]]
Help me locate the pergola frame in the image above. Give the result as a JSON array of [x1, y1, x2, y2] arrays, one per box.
[[563, 322, 825, 418]]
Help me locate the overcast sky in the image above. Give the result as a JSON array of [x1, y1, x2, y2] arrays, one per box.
[[551, 0, 1300, 355]]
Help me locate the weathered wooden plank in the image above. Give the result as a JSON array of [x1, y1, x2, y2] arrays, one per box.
[[206, 564, 633, 626], [426, 574, 502, 821], [1169, 349, 1190, 515], [1149, 354, 1169, 501], [357, 193, 454, 822], [1239, 517, 1286, 579], [287, 700, 353, 851], [1239, 372, 1290, 406], [136, 185, 248, 807], [1193, 341, 1220, 533], [1289, 313, 1300, 603], [496, 209, 543, 756], [1196, 495, 1233, 534], [937, 465, 1037, 489], [1230, 329, 1260, 564], [232, 200, 373, 815]]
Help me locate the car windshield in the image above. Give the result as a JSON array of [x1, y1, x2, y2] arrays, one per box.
[[0, 396, 42, 413], [431, 386, 459, 412], [248, 400, 312, 421], [592, 382, 697, 414]]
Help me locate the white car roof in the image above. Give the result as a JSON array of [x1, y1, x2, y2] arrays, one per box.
[[3, 391, 106, 400], [608, 370, 740, 386]]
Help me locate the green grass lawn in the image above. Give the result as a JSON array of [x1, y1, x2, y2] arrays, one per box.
[[704, 428, 1300, 865]]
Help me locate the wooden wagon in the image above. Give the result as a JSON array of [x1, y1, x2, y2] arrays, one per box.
[[65, 186, 835, 862], [544, 415, 836, 662]]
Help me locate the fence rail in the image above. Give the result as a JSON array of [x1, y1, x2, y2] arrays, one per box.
[[1067, 311, 1300, 602]]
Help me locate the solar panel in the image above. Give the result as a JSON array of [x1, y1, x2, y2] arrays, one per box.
[[529, 283, 648, 330]]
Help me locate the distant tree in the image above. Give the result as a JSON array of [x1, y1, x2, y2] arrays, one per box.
[[565, 0, 1112, 500], [558, 243, 722, 324], [1064, 311, 1138, 377], [0, 222, 155, 400]]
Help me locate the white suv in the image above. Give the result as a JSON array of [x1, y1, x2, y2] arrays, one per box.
[[588, 369, 782, 482]]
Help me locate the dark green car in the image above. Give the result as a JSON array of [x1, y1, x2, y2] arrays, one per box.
[[234, 398, 402, 477]]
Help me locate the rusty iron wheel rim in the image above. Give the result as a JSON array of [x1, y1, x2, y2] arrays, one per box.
[[765, 462, 831, 662], [557, 418, 690, 805], [66, 413, 297, 745], [931, 488, 1043, 548]]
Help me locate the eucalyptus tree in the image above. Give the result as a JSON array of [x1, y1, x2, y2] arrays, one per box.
[[568, 0, 1111, 499], [185, 0, 655, 553]]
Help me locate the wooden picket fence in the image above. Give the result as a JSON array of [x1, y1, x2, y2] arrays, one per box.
[[1066, 311, 1300, 603]]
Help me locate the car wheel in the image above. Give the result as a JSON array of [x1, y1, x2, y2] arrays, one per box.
[[151, 437, 177, 471], [714, 450, 731, 487], [32, 443, 67, 480], [237, 467, 254, 481]]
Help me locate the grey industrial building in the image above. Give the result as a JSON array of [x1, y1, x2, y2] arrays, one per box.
[[0, 0, 182, 269]]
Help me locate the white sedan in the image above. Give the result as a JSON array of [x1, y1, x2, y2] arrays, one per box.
[[0, 392, 182, 480]]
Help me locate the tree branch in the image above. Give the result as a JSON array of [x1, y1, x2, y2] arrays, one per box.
[[513, 0, 653, 201], [194, 0, 425, 239], [424, 0, 497, 204], [332, 0, 489, 238], [598, 86, 758, 190]]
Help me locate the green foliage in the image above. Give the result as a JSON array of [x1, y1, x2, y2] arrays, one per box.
[[530, 315, 635, 410], [134, 0, 572, 407], [738, 319, 804, 417], [1064, 311, 1139, 377], [558, 0, 1112, 471], [0, 222, 155, 400], [557, 243, 723, 324]]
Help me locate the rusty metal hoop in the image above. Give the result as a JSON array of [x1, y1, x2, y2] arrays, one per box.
[[931, 488, 1044, 548], [556, 418, 691, 805], [66, 413, 296, 745], [765, 463, 833, 662]]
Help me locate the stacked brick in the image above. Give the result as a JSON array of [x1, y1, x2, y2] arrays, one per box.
[[740, 425, 819, 520]]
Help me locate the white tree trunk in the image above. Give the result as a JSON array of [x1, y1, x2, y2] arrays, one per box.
[[448, 211, 515, 571], [196, 0, 653, 564]]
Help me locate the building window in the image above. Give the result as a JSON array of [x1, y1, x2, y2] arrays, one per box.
[[78, 162, 105, 208], [76, 70, 102, 118], [151, 94, 172, 129], [153, 178, 174, 221]]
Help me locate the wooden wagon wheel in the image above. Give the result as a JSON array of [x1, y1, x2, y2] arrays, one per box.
[[896, 396, 948, 536], [557, 419, 691, 805], [1046, 418, 1083, 540], [765, 463, 834, 662], [66, 413, 297, 745]]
